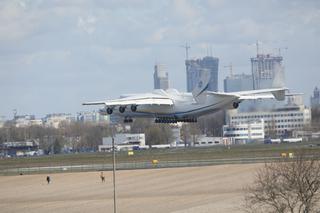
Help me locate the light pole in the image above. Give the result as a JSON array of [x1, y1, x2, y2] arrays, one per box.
[[112, 131, 117, 213]]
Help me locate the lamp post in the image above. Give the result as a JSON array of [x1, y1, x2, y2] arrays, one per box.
[[112, 131, 117, 213]]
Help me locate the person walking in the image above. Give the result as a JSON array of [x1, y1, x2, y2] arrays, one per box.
[[100, 172, 105, 183], [46, 176, 51, 184]]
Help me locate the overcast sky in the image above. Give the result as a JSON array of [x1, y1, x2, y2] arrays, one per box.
[[0, 0, 319, 118]]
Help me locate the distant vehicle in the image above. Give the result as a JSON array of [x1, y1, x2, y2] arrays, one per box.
[[84, 70, 287, 123], [265, 138, 303, 144], [151, 144, 171, 149], [131, 146, 142, 151], [282, 138, 302, 143]]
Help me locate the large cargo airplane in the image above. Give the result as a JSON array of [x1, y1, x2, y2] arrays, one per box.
[[83, 71, 287, 123]]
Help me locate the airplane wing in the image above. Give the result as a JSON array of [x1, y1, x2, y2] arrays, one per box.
[[231, 87, 288, 101], [83, 95, 174, 107]]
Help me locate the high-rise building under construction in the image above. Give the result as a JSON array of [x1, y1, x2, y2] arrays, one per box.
[[186, 56, 219, 92], [153, 64, 169, 90], [251, 54, 284, 90]]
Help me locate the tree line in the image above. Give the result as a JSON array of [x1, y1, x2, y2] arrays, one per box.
[[0, 112, 226, 154]]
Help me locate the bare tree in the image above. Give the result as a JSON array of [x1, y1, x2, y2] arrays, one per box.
[[130, 118, 153, 133], [243, 152, 320, 213], [145, 124, 173, 145], [311, 107, 320, 131], [180, 123, 201, 147], [180, 123, 190, 147], [198, 110, 225, 136]]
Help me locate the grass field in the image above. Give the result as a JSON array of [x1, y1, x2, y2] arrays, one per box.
[[1, 142, 320, 172]]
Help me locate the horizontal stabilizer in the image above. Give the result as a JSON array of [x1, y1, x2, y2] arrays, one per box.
[[206, 91, 240, 99], [234, 87, 288, 101]]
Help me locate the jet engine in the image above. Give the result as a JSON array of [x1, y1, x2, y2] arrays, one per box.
[[106, 107, 113, 114], [99, 107, 113, 115], [119, 106, 126, 113], [131, 105, 137, 112]]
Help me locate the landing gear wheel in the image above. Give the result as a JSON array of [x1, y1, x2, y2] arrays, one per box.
[[233, 102, 239, 109]]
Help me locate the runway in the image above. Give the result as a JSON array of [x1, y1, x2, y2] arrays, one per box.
[[0, 163, 261, 213]]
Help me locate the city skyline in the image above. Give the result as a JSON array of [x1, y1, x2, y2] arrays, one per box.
[[0, 0, 319, 118], [186, 56, 219, 92], [153, 63, 169, 90]]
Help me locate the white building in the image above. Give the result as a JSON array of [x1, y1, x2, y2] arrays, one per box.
[[3, 140, 41, 157], [99, 133, 146, 152], [77, 111, 109, 124], [226, 105, 311, 137], [14, 115, 43, 127], [194, 135, 225, 146], [29, 119, 43, 126], [223, 120, 265, 144], [44, 113, 74, 128], [170, 125, 183, 146], [0, 116, 5, 128]]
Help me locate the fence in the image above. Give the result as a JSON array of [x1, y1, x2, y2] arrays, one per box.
[[0, 156, 283, 176]]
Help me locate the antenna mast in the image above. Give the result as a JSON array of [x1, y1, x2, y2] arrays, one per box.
[[13, 109, 17, 120], [181, 43, 190, 60]]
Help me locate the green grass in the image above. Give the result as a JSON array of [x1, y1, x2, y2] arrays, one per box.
[[1, 142, 320, 170]]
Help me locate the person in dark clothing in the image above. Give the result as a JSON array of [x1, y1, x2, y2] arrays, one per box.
[[46, 176, 51, 184]]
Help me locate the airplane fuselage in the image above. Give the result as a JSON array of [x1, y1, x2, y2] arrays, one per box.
[[102, 89, 239, 122]]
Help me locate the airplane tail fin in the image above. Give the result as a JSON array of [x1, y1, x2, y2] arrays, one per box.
[[192, 68, 210, 103], [271, 89, 286, 101], [272, 63, 285, 88]]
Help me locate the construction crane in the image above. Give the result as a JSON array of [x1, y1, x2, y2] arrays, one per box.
[[13, 109, 17, 120], [256, 40, 260, 56]]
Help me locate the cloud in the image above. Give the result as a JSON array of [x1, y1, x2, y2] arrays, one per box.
[[147, 28, 169, 43], [77, 15, 97, 34], [0, 1, 36, 41], [22, 49, 71, 65], [172, 0, 201, 21]]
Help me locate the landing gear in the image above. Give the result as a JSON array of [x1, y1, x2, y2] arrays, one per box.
[[124, 117, 133, 123], [154, 117, 197, 123], [233, 102, 239, 109], [155, 117, 178, 123]]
